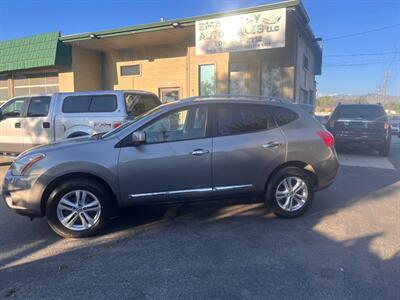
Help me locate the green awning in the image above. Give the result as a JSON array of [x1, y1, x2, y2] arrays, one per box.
[[0, 32, 71, 73]]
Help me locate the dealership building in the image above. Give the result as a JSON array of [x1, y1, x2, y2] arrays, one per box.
[[0, 0, 322, 104]]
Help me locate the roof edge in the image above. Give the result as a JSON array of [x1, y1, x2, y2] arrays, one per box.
[[61, 0, 300, 42]]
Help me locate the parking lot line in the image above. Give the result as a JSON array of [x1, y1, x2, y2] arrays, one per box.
[[338, 153, 395, 170]]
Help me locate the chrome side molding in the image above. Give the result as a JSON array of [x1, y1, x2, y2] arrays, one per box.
[[129, 184, 253, 199]]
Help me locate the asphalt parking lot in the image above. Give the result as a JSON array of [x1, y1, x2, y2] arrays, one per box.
[[0, 139, 399, 299]]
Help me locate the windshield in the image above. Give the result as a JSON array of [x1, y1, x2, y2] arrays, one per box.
[[101, 106, 162, 139], [336, 105, 386, 120]]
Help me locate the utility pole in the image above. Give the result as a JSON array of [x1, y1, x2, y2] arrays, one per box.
[[383, 70, 391, 105]]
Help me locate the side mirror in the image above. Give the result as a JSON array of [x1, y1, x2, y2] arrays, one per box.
[[130, 131, 146, 145]]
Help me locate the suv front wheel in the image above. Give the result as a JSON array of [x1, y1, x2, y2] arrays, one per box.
[[265, 167, 315, 218], [46, 179, 112, 238]]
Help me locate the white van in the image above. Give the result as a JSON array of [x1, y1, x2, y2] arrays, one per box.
[[0, 90, 160, 155]]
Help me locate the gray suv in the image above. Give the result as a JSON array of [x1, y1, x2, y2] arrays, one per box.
[[2, 97, 339, 238]]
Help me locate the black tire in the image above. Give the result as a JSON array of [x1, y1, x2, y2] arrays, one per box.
[[46, 178, 112, 238], [378, 143, 390, 157], [265, 167, 315, 218]]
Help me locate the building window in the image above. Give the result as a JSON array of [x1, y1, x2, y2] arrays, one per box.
[[303, 55, 309, 70], [229, 63, 248, 95], [300, 88, 309, 104], [121, 64, 141, 76], [309, 89, 315, 105], [199, 64, 216, 96], [13, 73, 59, 97], [261, 62, 281, 97], [0, 75, 9, 101], [159, 87, 180, 103]]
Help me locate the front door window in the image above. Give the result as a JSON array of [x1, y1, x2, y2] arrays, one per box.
[[1, 98, 27, 118], [143, 106, 208, 144]]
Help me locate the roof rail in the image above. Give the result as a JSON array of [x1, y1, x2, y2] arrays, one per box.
[[184, 94, 291, 104]]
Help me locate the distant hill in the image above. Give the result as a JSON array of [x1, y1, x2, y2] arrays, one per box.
[[327, 94, 400, 104], [316, 93, 400, 114]]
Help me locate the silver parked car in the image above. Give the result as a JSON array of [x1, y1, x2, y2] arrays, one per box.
[[0, 90, 160, 155], [2, 97, 339, 238]]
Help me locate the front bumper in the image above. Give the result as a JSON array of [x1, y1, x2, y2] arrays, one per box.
[[2, 170, 43, 217]]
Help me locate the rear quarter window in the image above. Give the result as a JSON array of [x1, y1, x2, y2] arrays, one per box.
[[269, 106, 299, 126]]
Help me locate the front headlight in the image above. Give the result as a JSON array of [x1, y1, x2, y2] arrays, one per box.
[[11, 153, 46, 176]]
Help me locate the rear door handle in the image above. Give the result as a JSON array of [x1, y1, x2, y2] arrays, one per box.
[[191, 149, 210, 156], [262, 141, 282, 149], [15, 122, 21, 128]]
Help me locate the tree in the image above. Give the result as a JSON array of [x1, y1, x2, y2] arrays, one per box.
[[351, 98, 368, 104], [316, 96, 335, 106]]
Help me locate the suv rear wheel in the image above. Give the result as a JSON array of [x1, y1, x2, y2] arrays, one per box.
[[46, 179, 112, 238], [265, 167, 315, 218]]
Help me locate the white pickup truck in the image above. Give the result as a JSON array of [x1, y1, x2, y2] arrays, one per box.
[[0, 90, 160, 155]]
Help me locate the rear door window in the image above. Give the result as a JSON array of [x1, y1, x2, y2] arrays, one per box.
[[62, 95, 117, 113], [27, 96, 51, 117], [125, 94, 159, 117], [89, 95, 117, 112], [215, 104, 276, 136]]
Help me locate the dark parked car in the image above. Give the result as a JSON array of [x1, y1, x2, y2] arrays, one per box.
[[326, 104, 391, 156], [3, 96, 339, 238]]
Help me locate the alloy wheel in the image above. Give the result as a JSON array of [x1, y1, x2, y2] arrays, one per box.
[[275, 176, 308, 212], [56, 190, 101, 231]]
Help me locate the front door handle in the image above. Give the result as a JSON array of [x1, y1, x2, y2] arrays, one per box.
[[191, 149, 210, 156], [15, 122, 21, 128], [262, 141, 282, 149]]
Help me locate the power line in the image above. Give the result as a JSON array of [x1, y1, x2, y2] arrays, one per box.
[[325, 60, 400, 67], [324, 23, 400, 41], [324, 51, 398, 57]]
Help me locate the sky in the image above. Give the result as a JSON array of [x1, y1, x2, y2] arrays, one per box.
[[0, 0, 399, 96]]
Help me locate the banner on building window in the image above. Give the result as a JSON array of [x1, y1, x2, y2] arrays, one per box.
[[195, 8, 286, 55]]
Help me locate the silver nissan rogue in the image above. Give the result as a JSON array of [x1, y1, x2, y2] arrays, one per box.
[[2, 97, 339, 238]]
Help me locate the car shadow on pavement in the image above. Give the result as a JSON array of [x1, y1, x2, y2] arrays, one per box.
[[0, 162, 399, 298]]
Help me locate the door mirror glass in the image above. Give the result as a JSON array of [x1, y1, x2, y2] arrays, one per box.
[[131, 131, 146, 145]]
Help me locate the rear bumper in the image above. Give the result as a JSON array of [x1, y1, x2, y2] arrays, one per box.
[[2, 170, 44, 217], [313, 150, 339, 191], [334, 133, 390, 147]]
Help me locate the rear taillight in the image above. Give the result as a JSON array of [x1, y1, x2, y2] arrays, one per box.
[[112, 121, 122, 129], [384, 122, 389, 130], [317, 130, 334, 148]]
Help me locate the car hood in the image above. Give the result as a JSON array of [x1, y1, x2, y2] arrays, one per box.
[[18, 136, 111, 157]]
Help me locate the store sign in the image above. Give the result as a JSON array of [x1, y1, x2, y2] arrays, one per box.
[[195, 8, 286, 55]]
